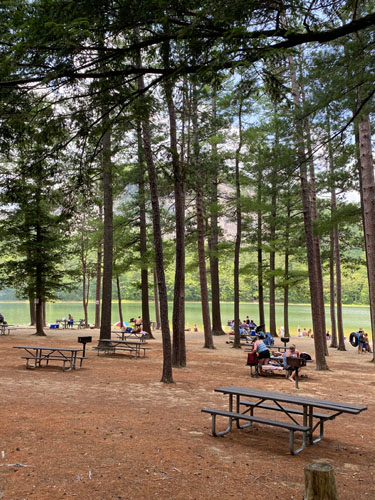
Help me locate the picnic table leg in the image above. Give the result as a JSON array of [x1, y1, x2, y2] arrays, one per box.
[[308, 405, 314, 445], [295, 368, 299, 389]]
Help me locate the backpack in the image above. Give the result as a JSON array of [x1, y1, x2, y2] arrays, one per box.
[[300, 352, 312, 361]]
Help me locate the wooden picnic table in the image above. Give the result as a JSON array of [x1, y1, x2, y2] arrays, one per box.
[[202, 386, 367, 455], [0, 324, 14, 335], [95, 339, 150, 359], [14, 345, 84, 371], [111, 330, 147, 342]]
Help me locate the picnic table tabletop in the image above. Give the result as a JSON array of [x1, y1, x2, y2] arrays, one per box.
[[214, 386, 367, 412]]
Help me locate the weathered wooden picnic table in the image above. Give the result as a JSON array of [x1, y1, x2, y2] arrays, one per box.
[[95, 339, 150, 359], [202, 386, 367, 455], [0, 324, 15, 335], [14, 345, 85, 371], [112, 330, 147, 342]]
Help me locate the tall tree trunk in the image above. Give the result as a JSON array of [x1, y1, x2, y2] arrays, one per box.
[[288, 54, 328, 370], [301, 82, 328, 356], [116, 275, 124, 328], [137, 125, 153, 338], [162, 42, 186, 366], [153, 268, 161, 330], [257, 171, 265, 328], [209, 93, 225, 336], [95, 204, 103, 328], [327, 111, 344, 350], [99, 111, 113, 342], [283, 201, 291, 337], [193, 86, 214, 349], [81, 233, 89, 328], [233, 100, 244, 349], [269, 183, 277, 337], [138, 71, 173, 382], [358, 115, 375, 360]]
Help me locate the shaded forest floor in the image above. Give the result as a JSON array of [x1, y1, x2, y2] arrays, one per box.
[[0, 328, 374, 499]]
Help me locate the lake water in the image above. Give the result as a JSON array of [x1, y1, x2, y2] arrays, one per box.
[[0, 300, 370, 335]]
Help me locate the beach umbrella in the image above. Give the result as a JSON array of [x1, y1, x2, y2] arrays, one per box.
[[114, 321, 129, 327]]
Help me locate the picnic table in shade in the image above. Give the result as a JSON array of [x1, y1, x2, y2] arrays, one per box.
[[0, 324, 15, 335], [202, 386, 367, 455], [14, 345, 85, 371], [94, 339, 150, 359], [111, 329, 147, 341]]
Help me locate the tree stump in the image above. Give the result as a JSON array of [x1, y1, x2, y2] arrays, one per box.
[[304, 462, 338, 500]]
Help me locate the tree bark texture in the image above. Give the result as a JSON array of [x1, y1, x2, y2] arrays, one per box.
[[358, 116, 375, 358], [233, 101, 243, 349], [192, 87, 214, 349], [162, 45, 186, 366], [257, 172, 265, 329], [209, 94, 225, 335], [95, 204, 103, 329], [153, 268, 161, 330], [304, 462, 338, 500], [137, 125, 152, 338], [116, 275, 124, 328], [138, 71, 173, 382], [269, 184, 277, 337], [99, 112, 113, 342], [29, 294, 36, 326], [289, 54, 328, 369]]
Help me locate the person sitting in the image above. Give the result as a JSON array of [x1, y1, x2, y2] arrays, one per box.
[[251, 333, 270, 372], [67, 314, 74, 327], [364, 333, 372, 352], [135, 316, 142, 326], [245, 316, 250, 325], [302, 327, 307, 337], [0, 312, 5, 324], [249, 319, 257, 330], [283, 344, 301, 382]]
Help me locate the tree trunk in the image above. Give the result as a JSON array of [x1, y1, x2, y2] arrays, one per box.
[[304, 462, 338, 500], [327, 111, 344, 350], [257, 176, 265, 329], [329, 230, 338, 348], [233, 100, 243, 349], [288, 54, 328, 370], [99, 111, 113, 342], [269, 185, 277, 337], [302, 82, 327, 356], [138, 70, 173, 383], [153, 268, 161, 330], [209, 93, 225, 336], [162, 42, 186, 366], [137, 125, 153, 338], [192, 86, 214, 349], [81, 233, 89, 328], [116, 275, 124, 328], [29, 293, 36, 326], [358, 115, 375, 360], [95, 204, 102, 329], [283, 201, 291, 337]]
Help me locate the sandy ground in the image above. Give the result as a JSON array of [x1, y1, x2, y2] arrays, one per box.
[[0, 327, 374, 500]]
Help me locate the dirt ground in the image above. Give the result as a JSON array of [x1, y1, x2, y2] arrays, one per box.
[[0, 327, 374, 500]]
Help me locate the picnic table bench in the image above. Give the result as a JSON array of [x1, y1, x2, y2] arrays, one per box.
[[202, 386, 367, 455], [0, 324, 15, 335], [94, 339, 150, 359], [14, 346, 85, 371]]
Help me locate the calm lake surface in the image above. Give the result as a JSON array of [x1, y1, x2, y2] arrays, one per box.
[[0, 301, 370, 334]]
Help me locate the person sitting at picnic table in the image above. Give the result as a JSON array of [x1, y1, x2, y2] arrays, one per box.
[[283, 344, 301, 383], [251, 333, 270, 372], [67, 313, 74, 327], [245, 316, 250, 325], [249, 319, 257, 330], [135, 316, 142, 326], [0, 312, 4, 324]]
